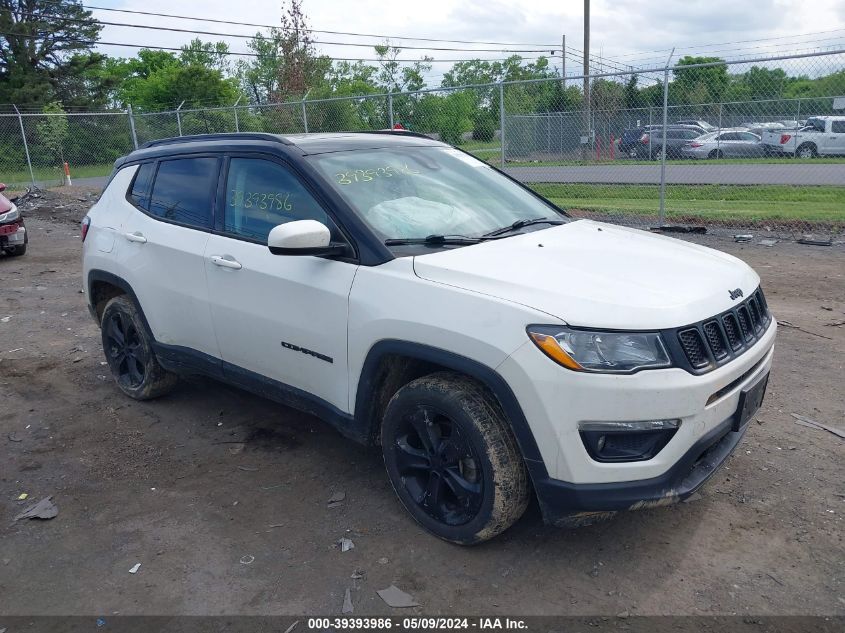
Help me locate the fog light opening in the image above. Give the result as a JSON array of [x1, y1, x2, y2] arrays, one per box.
[[579, 419, 680, 463]]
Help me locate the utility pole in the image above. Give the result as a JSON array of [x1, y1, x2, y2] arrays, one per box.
[[561, 34, 566, 85], [582, 0, 590, 160]]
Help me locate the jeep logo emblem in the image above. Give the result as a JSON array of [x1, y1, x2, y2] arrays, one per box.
[[729, 288, 744, 300]]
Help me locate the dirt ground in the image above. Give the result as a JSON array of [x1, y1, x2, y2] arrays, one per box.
[[0, 187, 843, 617]]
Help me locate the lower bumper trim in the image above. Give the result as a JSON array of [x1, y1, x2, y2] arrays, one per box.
[[535, 416, 749, 527]]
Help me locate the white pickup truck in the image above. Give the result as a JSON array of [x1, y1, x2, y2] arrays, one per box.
[[762, 115, 845, 158]]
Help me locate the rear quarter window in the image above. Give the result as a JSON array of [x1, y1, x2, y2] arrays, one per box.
[[127, 162, 155, 210]]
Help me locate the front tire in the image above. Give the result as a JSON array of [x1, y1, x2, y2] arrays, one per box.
[[708, 149, 723, 159], [100, 295, 177, 400], [381, 372, 530, 545]]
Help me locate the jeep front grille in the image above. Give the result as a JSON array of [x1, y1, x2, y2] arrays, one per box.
[[675, 288, 771, 373]]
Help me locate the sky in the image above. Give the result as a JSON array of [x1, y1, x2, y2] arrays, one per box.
[[91, 0, 845, 86]]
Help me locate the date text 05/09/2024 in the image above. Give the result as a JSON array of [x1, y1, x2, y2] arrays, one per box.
[[306, 618, 528, 630]]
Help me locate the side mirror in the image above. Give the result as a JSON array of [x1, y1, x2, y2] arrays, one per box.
[[0, 183, 6, 192], [267, 220, 348, 257]]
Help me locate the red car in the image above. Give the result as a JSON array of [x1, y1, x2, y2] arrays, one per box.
[[0, 183, 27, 256]]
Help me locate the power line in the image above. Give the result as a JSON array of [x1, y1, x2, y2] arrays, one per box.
[[23, 11, 555, 53], [611, 27, 845, 60], [608, 40, 845, 72], [37, 0, 559, 48], [0, 29, 555, 64]]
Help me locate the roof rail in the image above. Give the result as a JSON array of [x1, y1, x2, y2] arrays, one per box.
[[140, 133, 292, 149], [357, 129, 439, 142]]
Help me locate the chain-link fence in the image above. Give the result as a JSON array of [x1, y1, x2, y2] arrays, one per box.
[[1, 48, 843, 240]]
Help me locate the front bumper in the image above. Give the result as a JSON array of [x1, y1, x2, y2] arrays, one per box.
[[534, 411, 749, 526], [497, 319, 776, 524]]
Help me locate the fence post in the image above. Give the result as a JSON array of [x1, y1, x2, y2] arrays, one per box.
[[716, 102, 722, 155], [499, 82, 505, 168], [388, 92, 394, 128], [648, 106, 653, 159], [127, 105, 138, 150], [233, 96, 242, 133], [658, 48, 675, 225], [176, 100, 185, 136], [12, 105, 36, 188]]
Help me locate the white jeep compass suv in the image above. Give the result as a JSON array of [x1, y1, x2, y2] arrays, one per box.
[[82, 132, 776, 544]]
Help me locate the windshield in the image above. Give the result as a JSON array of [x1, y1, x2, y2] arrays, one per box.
[[308, 146, 566, 242]]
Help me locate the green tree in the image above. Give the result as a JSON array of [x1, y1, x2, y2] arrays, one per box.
[[624, 74, 640, 109], [125, 63, 241, 110], [0, 0, 102, 106], [103, 46, 244, 110], [237, 30, 284, 104], [673, 56, 729, 104], [374, 43, 432, 93], [180, 38, 232, 75], [36, 101, 69, 167]]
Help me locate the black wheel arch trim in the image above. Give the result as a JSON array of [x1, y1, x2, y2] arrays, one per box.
[[354, 339, 548, 478], [87, 270, 151, 330]]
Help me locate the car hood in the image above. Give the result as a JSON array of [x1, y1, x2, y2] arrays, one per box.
[[412, 220, 760, 330]]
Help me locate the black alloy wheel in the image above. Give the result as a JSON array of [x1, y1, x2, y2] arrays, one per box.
[[105, 309, 147, 389], [393, 405, 483, 526]]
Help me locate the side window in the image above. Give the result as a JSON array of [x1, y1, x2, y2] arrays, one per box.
[[149, 157, 218, 229], [224, 158, 330, 242], [128, 162, 155, 210], [720, 132, 738, 141], [806, 118, 825, 132], [741, 132, 760, 141], [832, 121, 845, 133]]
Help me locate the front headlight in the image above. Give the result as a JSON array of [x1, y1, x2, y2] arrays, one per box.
[[0, 203, 19, 223], [527, 325, 671, 373]]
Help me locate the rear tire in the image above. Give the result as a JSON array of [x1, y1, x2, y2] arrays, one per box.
[[381, 372, 530, 545], [796, 143, 817, 159], [100, 295, 178, 400]]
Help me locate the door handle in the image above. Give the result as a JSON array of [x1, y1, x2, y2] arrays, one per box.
[[210, 255, 242, 270], [123, 231, 147, 243]]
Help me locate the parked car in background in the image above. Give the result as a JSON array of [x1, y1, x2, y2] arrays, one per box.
[[633, 126, 705, 159], [762, 116, 845, 157], [742, 122, 784, 137], [618, 125, 656, 156], [0, 183, 26, 256], [676, 119, 716, 131], [681, 129, 765, 159]]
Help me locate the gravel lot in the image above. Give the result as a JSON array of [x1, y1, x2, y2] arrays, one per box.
[[1, 188, 843, 616]]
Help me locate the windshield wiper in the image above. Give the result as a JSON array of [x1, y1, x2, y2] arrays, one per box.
[[482, 217, 565, 237], [384, 234, 490, 246]]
